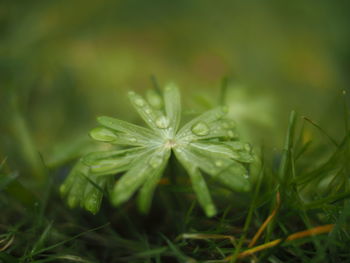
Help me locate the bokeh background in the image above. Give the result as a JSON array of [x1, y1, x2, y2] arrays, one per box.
[[1, 0, 350, 176]]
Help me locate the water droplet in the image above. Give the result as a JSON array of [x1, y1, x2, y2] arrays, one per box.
[[244, 143, 251, 151], [149, 154, 163, 168], [215, 160, 223, 167], [191, 121, 210, 136], [134, 97, 145, 107], [129, 137, 137, 143], [175, 147, 184, 153], [90, 127, 117, 142], [216, 107, 228, 119], [156, 116, 170, 129], [227, 130, 235, 138], [145, 107, 152, 114]]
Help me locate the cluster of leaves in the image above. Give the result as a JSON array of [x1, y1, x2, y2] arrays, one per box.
[[60, 84, 254, 217], [1, 92, 350, 263]]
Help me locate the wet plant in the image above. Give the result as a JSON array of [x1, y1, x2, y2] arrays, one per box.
[[60, 84, 254, 216]]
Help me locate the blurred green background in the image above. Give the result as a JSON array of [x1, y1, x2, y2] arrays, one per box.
[[1, 0, 350, 176]]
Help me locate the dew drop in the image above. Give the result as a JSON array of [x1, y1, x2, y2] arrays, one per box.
[[134, 97, 145, 107], [223, 120, 235, 129], [244, 143, 251, 151], [191, 121, 210, 136], [155, 116, 170, 129], [175, 147, 184, 154], [90, 127, 117, 142], [149, 154, 163, 168], [129, 137, 137, 143], [145, 107, 152, 114], [215, 160, 223, 167], [227, 130, 235, 138], [215, 107, 227, 119]]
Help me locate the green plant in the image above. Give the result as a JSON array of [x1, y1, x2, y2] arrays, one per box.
[[60, 84, 254, 216]]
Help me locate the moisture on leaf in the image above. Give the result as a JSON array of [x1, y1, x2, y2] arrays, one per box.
[[60, 83, 254, 217]]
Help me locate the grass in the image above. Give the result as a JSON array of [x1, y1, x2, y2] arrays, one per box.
[[1, 93, 350, 263]]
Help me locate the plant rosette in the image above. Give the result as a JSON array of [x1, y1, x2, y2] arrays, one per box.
[[60, 84, 254, 217]]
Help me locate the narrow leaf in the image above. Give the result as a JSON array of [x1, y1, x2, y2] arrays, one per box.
[[191, 141, 254, 163], [97, 116, 159, 143], [82, 148, 147, 176], [128, 91, 165, 133], [82, 175, 109, 214], [60, 161, 89, 208], [111, 149, 164, 206], [181, 146, 251, 192], [176, 107, 229, 141], [137, 150, 171, 213], [174, 148, 217, 217], [163, 83, 181, 135]]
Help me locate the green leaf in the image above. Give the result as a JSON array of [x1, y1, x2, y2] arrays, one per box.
[[137, 150, 171, 213], [128, 91, 167, 133], [214, 164, 251, 192], [90, 126, 156, 147], [82, 174, 109, 214], [190, 141, 254, 163], [163, 83, 181, 135], [60, 84, 255, 217], [111, 148, 171, 206], [176, 107, 230, 141], [82, 148, 147, 176], [174, 148, 217, 217], [180, 146, 250, 192], [97, 116, 160, 144], [89, 127, 118, 142], [60, 160, 89, 208]]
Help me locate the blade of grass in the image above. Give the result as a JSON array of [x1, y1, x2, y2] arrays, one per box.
[[22, 223, 110, 260], [303, 116, 338, 147], [248, 192, 280, 248], [161, 233, 196, 263], [226, 162, 265, 263]]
